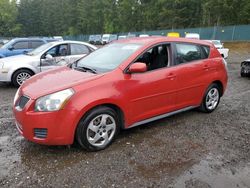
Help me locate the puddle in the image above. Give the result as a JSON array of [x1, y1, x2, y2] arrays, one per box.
[[172, 154, 250, 188]]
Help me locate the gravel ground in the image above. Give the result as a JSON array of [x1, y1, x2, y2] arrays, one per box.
[[0, 48, 250, 188]]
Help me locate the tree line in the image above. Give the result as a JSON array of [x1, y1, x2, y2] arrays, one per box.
[[1, 0, 250, 37]]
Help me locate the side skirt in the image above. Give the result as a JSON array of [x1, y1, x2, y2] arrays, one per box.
[[127, 106, 197, 129]]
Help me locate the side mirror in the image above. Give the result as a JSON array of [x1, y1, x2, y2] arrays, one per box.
[[45, 54, 53, 60], [128, 62, 147, 73], [8, 47, 14, 51]]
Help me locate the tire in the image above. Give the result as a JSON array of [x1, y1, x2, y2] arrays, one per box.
[[76, 106, 120, 151], [199, 83, 221, 113], [12, 69, 33, 87], [241, 71, 246, 77]]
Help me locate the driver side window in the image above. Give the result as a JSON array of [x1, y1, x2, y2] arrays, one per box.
[[45, 44, 69, 57], [135, 44, 170, 71]]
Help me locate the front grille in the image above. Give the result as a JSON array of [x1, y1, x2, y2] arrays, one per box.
[[34, 128, 48, 139], [16, 96, 30, 110]]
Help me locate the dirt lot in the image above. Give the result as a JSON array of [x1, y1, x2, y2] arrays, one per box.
[[0, 43, 250, 188]]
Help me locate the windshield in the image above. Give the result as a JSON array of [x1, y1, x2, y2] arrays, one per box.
[[26, 42, 54, 56], [76, 43, 142, 73], [102, 36, 109, 40]]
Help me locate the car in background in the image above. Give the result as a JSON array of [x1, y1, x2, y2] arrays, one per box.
[[118, 35, 127, 40], [139, 34, 149, 37], [205, 40, 229, 59], [101, 34, 118, 45], [241, 60, 250, 77], [167, 32, 180, 38], [127, 33, 136, 38], [0, 41, 97, 86], [13, 37, 228, 151], [94, 35, 102, 45], [53, 36, 64, 41], [0, 38, 52, 58], [89, 35, 96, 44], [185, 33, 200, 39]]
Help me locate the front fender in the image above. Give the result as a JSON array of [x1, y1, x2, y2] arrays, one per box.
[[8, 64, 39, 80]]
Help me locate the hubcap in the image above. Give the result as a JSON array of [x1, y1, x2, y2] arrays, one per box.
[[16, 72, 31, 86], [86, 114, 116, 147], [206, 88, 219, 110]]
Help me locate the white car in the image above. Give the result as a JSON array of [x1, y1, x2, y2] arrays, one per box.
[[0, 41, 97, 87], [185, 33, 200, 39], [205, 40, 229, 59], [101, 34, 118, 45], [139, 34, 149, 37]]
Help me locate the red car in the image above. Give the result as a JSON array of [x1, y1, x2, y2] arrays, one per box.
[[13, 37, 228, 151]]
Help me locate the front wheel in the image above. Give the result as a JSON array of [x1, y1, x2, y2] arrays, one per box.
[[76, 106, 119, 151], [199, 84, 221, 113], [12, 69, 33, 87]]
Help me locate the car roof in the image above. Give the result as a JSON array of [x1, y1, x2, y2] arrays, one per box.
[[49, 40, 98, 49], [114, 36, 213, 47], [12, 38, 46, 41]]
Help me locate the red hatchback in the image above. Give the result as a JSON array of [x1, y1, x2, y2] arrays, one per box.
[[13, 37, 228, 151]]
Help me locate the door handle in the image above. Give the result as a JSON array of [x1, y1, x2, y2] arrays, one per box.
[[203, 65, 210, 71], [166, 73, 176, 80]]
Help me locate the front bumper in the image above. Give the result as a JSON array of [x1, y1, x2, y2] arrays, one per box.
[[241, 67, 250, 76], [0, 71, 11, 82], [13, 98, 79, 145]]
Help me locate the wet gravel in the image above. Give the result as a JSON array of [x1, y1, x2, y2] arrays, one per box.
[[0, 53, 250, 188]]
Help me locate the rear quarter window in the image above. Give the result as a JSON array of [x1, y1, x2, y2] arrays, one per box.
[[201, 45, 210, 58]]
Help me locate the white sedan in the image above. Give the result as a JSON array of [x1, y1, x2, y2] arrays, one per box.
[[205, 40, 229, 59], [0, 41, 97, 87]]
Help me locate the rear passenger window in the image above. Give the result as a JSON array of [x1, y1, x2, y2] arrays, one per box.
[[175, 43, 202, 65], [31, 41, 45, 49], [70, 44, 89, 55], [13, 41, 29, 49]]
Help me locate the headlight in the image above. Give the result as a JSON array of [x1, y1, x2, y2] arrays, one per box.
[[35, 89, 74, 112]]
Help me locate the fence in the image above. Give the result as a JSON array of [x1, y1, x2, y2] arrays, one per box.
[[64, 24, 250, 42]]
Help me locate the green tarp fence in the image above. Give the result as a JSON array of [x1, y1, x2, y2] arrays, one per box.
[[64, 24, 250, 42]]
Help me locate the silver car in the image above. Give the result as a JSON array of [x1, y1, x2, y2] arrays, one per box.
[[0, 41, 97, 86]]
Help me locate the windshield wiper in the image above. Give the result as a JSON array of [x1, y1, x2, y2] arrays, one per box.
[[74, 66, 97, 74]]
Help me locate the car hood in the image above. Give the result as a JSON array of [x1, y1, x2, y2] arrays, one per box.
[[20, 66, 104, 99], [0, 54, 36, 66]]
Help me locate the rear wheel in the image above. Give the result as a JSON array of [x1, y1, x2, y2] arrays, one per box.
[[76, 106, 119, 151], [241, 72, 246, 77], [12, 69, 33, 87], [199, 83, 221, 113]]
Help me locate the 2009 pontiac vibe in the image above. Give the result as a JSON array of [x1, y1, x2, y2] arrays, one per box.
[[13, 37, 228, 151]]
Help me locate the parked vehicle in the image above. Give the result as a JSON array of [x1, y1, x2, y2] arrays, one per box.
[[167, 32, 180, 38], [101, 34, 118, 45], [94, 35, 102, 45], [127, 33, 136, 38], [205, 40, 229, 59], [0, 38, 54, 59], [0, 41, 97, 86], [139, 34, 149, 37], [185, 33, 200, 39], [89, 35, 96, 44], [53, 36, 64, 41], [241, 60, 250, 77], [118, 35, 127, 40], [13, 37, 228, 151]]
